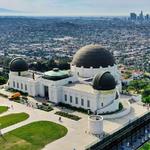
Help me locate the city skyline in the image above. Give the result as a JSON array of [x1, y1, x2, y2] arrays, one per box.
[[0, 0, 150, 16]]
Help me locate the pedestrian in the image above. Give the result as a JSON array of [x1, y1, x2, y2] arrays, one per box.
[[0, 129, 3, 137], [11, 105, 14, 110], [59, 117, 61, 122]]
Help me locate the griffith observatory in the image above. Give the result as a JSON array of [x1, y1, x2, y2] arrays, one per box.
[[8, 45, 122, 114]]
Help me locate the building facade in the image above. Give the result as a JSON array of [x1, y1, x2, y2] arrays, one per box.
[[8, 45, 122, 114]]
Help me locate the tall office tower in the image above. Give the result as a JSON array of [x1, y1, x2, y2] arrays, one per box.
[[139, 11, 144, 21], [130, 13, 137, 20], [145, 14, 149, 21]]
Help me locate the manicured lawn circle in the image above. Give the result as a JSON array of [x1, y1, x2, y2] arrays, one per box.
[[0, 121, 68, 150], [0, 106, 9, 114], [0, 113, 29, 129]]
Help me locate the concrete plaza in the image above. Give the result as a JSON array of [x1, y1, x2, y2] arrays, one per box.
[[0, 95, 149, 150]]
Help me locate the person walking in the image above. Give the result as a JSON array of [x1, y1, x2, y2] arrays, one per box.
[[11, 105, 14, 110]]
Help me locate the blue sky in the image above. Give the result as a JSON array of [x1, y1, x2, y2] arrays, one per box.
[[0, 0, 149, 16]]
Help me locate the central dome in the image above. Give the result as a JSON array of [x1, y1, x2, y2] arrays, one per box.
[[72, 45, 115, 68]]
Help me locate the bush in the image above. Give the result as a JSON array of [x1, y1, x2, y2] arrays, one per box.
[[119, 102, 123, 110], [142, 87, 150, 104], [57, 102, 92, 114], [0, 93, 8, 98], [0, 76, 7, 85], [7, 88, 28, 96], [38, 104, 53, 112], [55, 111, 81, 121]]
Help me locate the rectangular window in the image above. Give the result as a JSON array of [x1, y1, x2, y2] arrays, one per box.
[[75, 97, 78, 104], [87, 100, 90, 107], [101, 103, 103, 107], [17, 83, 19, 88], [81, 98, 84, 106], [64, 94, 67, 101], [13, 81, 15, 87], [25, 84, 27, 91], [70, 96, 72, 103], [21, 83, 23, 89]]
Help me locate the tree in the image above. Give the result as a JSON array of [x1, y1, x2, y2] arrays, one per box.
[[142, 87, 150, 104], [0, 76, 7, 85]]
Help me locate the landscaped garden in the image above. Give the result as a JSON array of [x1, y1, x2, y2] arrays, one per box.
[[0, 113, 29, 129], [139, 141, 150, 150], [0, 106, 9, 114], [55, 111, 81, 121], [0, 121, 68, 150]]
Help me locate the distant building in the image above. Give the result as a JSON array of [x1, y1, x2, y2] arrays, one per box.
[[130, 13, 137, 21], [145, 14, 149, 21], [139, 11, 144, 21]]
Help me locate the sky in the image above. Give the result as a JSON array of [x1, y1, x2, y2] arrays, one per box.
[[0, 0, 149, 16]]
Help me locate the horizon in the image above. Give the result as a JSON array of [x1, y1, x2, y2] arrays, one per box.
[[0, 0, 150, 16]]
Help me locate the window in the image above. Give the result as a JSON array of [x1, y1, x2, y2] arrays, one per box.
[[75, 97, 78, 104], [13, 81, 15, 87], [101, 103, 103, 107], [70, 96, 72, 103], [81, 98, 84, 106], [64, 94, 67, 101], [25, 84, 27, 91], [17, 83, 19, 88], [21, 83, 23, 89], [87, 100, 90, 107]]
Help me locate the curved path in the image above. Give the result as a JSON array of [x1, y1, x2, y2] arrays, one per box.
[[0, 95, 148, 150], [0, 97, 98, 150]]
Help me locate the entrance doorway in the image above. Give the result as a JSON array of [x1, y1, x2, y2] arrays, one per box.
[[44, 86, 49, 99]]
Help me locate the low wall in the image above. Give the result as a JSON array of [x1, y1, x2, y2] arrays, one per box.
[[101, 101, 131, 119]]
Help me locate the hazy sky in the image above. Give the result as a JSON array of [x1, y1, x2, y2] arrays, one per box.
[[0, 0, 149, 16]]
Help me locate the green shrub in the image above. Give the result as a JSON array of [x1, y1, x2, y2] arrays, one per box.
[[38, 104, 53, 112], [7, 88, 28, 96], [58, 102, 92, 114], [55, 111, 81, 121]]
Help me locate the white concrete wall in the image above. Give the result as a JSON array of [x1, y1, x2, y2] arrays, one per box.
[[101, 101, 131, 119], [71, 65, 119, 79], [97, 99, 119, 114], [8, 73, 38, 97], [71, 65, 122, 92], [88, 115, 103, 135], [62, 86, 98, 112]]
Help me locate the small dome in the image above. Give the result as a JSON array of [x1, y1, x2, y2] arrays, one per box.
[[43, 69, 69, 81], [92, 72, 116, 90], [72, 45, 115, 68], [10, 57, 28, 72]]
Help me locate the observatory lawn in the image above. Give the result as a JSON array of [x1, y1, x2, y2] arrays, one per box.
[[0, 106, 9, 114], [0, 113, 29, 129], [0, 121, 68, 150]]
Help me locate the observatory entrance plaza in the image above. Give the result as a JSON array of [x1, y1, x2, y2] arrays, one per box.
[[0, 95, 148, 150], [0, 45, 149, 150]]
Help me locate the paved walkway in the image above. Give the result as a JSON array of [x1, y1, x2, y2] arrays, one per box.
[[0, 97, 98, 150], [0, 95, 149, 150]]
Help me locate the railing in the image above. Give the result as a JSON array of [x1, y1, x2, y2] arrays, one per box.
[[85, 111, 150, 150]]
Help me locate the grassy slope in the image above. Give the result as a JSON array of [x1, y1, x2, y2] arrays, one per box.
[[0, 113, 29, 129], [0, 106, 9, 114], [0, 121, 68, 150], [140, 141, 150, 150]]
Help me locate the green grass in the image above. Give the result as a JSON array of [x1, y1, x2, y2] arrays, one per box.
[[0, 106, 9, 114], [0, 113, 29, 129], [0, 121, 68, 150], [139, 141, 150, 150]]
